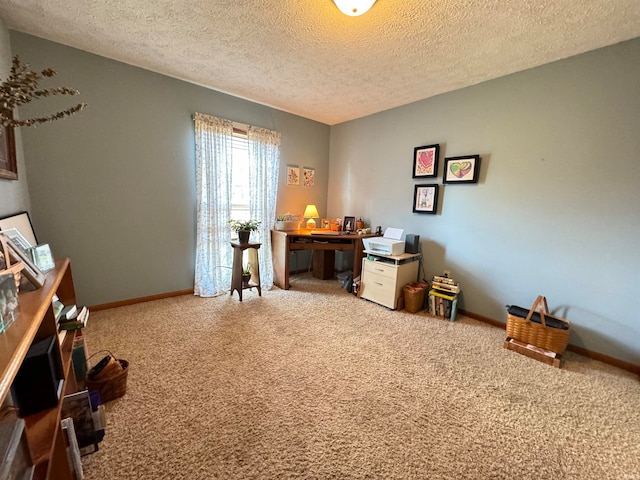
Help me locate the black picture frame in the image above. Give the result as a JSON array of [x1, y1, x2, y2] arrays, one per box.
[[342, 216, 356, 232], [443, 155, 481, 184], [413, 184, 439, 214], [412, 144, 439, 178], [0, 211, 38, 246]]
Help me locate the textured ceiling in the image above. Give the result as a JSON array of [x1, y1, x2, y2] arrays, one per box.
[[1, 0, 639, 125]]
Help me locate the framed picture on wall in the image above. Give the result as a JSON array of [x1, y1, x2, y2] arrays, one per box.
[[286, 165, 300, 185], [412, 144, 439, 178], [413, 184, 439, 214], [0, 125, 18, 180], [443, 155, 481, 184], [303, 167, 315, 187]]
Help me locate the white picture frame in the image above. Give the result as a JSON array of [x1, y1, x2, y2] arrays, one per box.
[[0, 228, 33, 255]]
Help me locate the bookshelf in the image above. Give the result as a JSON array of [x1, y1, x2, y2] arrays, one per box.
[[0, 258, 78, 479]]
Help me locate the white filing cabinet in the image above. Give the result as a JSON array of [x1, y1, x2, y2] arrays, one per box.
[[359, 252, 420, 309]]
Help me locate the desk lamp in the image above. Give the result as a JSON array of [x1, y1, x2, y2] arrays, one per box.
[[303, 204, 319, 229]]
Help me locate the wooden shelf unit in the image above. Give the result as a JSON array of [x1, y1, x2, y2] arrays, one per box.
[[0, 258, 78, 480]]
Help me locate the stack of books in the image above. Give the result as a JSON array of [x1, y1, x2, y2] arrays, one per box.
[[428, 274, 460, 321], [53, 295, 90, 332]]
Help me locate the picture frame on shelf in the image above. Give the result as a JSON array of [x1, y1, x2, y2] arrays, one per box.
[[0, 228, 32, 255], [342, 216, 356, 232], [0, 125, 18, 180], [0, 272, 19, 331], [413, 184, 439, 214], [412, 144, 440, 178], [443, 155, 481, 184], [29, 243, 55, 272], [321, 218, 330, 229], [1, 234, 45, 288], [0, 211, 38, 246]]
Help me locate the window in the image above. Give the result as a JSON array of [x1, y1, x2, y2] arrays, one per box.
[[193, 113, 281, 296], [230, 128, 250, 223]]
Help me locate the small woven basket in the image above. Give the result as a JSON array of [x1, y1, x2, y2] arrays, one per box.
[[506, 295, 571, 354], [403, 281, 429, 313], [85, 351, 129, 403]]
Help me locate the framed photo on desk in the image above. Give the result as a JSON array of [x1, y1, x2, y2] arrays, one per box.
[[343, 216, 356, 232]]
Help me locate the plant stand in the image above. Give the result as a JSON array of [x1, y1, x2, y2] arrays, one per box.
[[230, 241, 262, 301]]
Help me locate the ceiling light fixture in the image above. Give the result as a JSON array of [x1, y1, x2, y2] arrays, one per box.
[[333, 0, 377, 16]]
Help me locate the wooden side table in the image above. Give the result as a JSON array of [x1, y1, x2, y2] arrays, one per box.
[[230, 241, 262, 301]]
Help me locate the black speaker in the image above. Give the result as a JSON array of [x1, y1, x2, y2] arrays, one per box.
[[405, 234, 420, 254], [11, 335, 63, 417]]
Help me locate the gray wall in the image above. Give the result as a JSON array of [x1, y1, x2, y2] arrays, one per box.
[[8, 31, 330, 306], [329, 39, 640, 365], [0, 18, 30, 217]]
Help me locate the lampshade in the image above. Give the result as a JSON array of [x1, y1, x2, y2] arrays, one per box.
[[303, 204, 319, 229], [333, 0, 377, 16]]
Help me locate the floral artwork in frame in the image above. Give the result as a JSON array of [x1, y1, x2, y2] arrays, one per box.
[[303, 167, 315, 187], [413, 184, 439, 214], [412, 144, 439, 178], [443, 155, 481, 184], [286, 165, 300, 185]]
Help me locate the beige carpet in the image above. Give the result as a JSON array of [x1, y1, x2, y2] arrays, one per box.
[[80, 274, 640, 480]]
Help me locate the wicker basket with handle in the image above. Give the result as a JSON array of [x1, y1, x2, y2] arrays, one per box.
[[506, 295, 571, 354], [85, 350, 129, 403]]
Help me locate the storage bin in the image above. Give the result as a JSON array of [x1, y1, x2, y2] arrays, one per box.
[[403, 282, 429, 313]]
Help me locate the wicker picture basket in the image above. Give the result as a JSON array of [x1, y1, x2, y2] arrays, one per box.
[[506, 295, 571, 354], [0, 234, 24, 291], [85, 351, 129, 403]]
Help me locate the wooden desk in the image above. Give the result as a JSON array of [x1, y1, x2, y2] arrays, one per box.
[[271, 230, 377, 290]]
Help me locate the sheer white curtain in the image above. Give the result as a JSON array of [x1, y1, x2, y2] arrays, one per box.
[[247, 126, 281, 289], [194, 113, 233, 297], [194, 113, 280, 297]]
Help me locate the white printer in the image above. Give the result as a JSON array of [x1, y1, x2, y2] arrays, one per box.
[[362, 227, 405, 256]]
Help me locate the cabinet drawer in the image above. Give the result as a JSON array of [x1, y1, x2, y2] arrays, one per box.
[[361, 272, 396, 308], [363, 259, 398, 279]]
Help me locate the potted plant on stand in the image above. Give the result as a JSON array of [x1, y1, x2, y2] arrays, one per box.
[[229, 219, 261, 243], [241, 265, 251, 287]]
